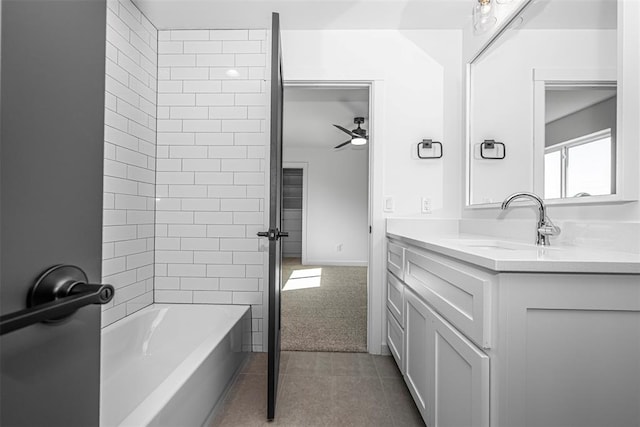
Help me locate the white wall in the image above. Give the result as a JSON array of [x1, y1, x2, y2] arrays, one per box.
[[102, 0, 158, 326], [281, 29, 463, 352], [282, 30, 463, 218], [283, 88, 369, 148], [154, 28, 267, 351], [284, 147, 368, 265]]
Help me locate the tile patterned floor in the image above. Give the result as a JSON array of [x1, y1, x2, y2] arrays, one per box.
[[211, 352, 425, 427]]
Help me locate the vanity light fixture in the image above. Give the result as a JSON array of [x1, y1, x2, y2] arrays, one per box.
[[473, 0, 497, 34], [417, 139, 443, 159], [480, 139, 506, 159]]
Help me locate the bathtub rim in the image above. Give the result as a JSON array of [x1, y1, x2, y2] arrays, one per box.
[[100, 303, 251, 427]]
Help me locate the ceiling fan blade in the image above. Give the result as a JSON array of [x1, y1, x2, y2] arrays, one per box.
[[333, 124, 360, 138], [334, 140, 352, 149]]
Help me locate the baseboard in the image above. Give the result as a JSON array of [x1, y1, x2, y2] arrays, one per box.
[[304, 259, 368, 267], [379, 344, 391, 356]]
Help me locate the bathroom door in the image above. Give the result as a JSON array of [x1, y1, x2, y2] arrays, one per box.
[[264, 11, 286, 421], [0, 1, 107, 426]]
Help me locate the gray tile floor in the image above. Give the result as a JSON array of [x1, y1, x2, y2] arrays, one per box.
[[211, 352, 425, 427]]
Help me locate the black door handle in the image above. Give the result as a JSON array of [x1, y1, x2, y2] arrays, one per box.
[[257, 228, 289, 241], [0, 265, 115, 336]]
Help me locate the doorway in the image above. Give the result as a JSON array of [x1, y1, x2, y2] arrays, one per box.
[[280, 85, 370, 353]]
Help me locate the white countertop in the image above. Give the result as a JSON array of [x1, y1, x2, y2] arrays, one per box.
[[387, 230, 640, 274]]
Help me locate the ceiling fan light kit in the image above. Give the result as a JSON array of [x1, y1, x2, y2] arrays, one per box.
[[333, 116, 369, 149]]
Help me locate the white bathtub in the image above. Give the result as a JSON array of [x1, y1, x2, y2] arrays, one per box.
[[100, 304, 251, 427]]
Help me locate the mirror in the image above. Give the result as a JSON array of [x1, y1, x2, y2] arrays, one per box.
[[542, 83, 616, 199], [467, 0, 618, 206]]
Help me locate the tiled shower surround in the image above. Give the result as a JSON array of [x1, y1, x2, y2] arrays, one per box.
[[100, 0, 268, 349], [154, 29, 268, 351], [102, 0, 158, 326]]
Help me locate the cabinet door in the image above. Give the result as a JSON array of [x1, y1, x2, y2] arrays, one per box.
[[428, 305, 490, 427], [386, 308, 405, 373], [387, 272, 404, 326], [404, 288, 432, 421], [387, 241, 405, 280]]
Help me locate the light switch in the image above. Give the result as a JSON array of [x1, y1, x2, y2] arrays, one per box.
[[384, 197, 395, 213]]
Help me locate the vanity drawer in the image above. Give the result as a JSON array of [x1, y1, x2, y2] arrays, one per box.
[[387, 272, 404, 327], [387, 241, 405, 280], [404, 248, 493, 348], [387, 308, 405, 374]]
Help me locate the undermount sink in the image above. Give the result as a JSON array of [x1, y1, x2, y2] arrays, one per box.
[[443, 239, 538, 251], [462, 242, 518, 251]]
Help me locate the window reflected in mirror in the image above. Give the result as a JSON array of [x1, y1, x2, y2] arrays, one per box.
[[544, 129, 613, 199], [543, 85, 616, 199]]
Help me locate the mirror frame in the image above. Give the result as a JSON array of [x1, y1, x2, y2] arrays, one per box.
[[464, 0, 639, 209]]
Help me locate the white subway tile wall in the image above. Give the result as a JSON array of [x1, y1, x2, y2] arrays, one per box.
[[102, 0, 158, 327], [156, 29, 267, 351]]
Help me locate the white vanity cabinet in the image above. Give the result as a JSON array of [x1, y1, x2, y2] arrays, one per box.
[[386, 241, 405, 372], [386, 234, 640, 427], [404, 247, 494, 349], [386, 239, 490, 427], [387, 240, 405, 280], [405, 288, 489, 427], [403, 288, 430, 417], [494, 272, 640, 427], [386, 273, 405, 372], [427, 301, 489, 427]]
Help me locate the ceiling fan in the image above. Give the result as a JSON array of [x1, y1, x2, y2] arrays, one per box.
[[333, 117, 369, 149]]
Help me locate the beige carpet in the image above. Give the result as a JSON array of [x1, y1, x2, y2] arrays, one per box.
[[280, 258, 367, 353]]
